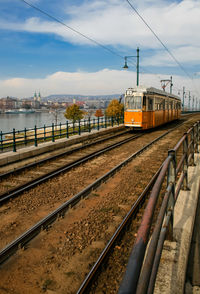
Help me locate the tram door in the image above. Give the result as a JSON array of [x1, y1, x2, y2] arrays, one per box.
[[162, 99, 165, 123], [147, 97, 154, 127]]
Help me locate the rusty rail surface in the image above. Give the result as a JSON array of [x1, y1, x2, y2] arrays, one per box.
[[118, 121, 200, 294]]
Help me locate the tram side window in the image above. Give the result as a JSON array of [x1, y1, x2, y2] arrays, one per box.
[[125, 96, 142, 110], [148, 98, 153, 111]]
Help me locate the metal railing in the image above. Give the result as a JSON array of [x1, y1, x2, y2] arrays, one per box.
[[118, 121, 200, 294], [0, 116, 123, 153]]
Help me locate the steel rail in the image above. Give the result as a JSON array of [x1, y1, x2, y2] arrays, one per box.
[[0, 124, 181, 265], [77, 117, 193, 293], [0, 129, 129, 179], [0, 133, 141, 205], [76, 166, 162, 294], [118, 121, 200, 294]]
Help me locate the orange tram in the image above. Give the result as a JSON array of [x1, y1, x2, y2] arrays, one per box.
[[124, 86, 181, 130]]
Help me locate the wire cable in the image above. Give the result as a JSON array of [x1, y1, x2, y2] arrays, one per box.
[[19, 0, 124, 60], [20, 1, 164, 86], [125, 0, 194, 81]]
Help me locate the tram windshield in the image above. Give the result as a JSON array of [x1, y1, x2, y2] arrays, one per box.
[[125, 95, 142, 110]]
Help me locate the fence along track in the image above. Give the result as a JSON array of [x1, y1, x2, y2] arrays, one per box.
[[118, 121, 200, 294], [1, 116, 124, 153], [0, 131, 139, 204], [0, 128, 129, 177], [0, 122, 184, 265]]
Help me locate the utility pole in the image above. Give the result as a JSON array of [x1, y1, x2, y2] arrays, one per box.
[[188, 91, 191, 111], [136, 47, 139, 87], [123, 47, 140, 86], [170, 76, 173, 94], [196, 97, 198, 111], [183, 87, 185, 111], [160, 76, 173, 93], [192, 96, 195, 111]]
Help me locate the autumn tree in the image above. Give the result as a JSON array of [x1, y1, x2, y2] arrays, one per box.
[[105, 99, 124, 118], [95, 109, 104, 117], [64, 104, 84, 123], [85, 109, 94, 118]]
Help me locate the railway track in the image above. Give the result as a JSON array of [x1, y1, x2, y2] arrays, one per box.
[[0, 128, 129, 176], [0, 130, 141, 204], [1, 116, 200, 294], [0, 119, 190, 264], [77, 166, 162, 293]]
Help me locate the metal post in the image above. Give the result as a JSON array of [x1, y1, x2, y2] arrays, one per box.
[[197, 121, 200, 150], [193, 96, 195, 111], [183, 87, 185, 111], [183, 134, 189, 190], [97, 117, 100, 131], [73, 122, 75, 134], [34, 125, 37, 147], [191, 128, 195, 165], [188, 91, 191, 111], [93, 118, 95, 130], [66, 121, 69, 138], [170, 76, 173, 94], [88, 117, 91, 132], [166, 150, 176, 240], [52, 123, 55, 142], [0, 131, 3, 152], [105, 116, 107, 128], [24, 128, 27, 146], [13, 128, 16, 152], [195, 123, 199, 153], [78, 120, 81, 135], [137, 47, 139, 86], [111, 116, 114, 127], [60, 122, 62, 138], [44, 125, 46, 141]]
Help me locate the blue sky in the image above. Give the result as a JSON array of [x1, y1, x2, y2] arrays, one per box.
[[0, 0, 200, 99]]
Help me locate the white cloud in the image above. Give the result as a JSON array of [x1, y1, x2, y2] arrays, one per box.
[[142, 46, 200, 67], [0, 69, 199, 99], [1, 0, 200, 49], [0, 0, 199, 69]]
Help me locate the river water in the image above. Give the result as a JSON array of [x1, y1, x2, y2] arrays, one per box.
[[0, 111, 67, 134]]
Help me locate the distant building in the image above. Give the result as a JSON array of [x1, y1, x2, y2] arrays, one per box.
[[38, 92, 41, 102], [22, 99, 40, 109], [33, 91, 41, 103], [0, 96, 21, 110], [33, 92, 37, 101]]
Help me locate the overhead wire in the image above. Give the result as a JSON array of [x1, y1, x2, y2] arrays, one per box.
[[19, 0, 163, 87], [125, 0, 200, 97], [19, 0, 124, 60], [19, 0, 197, 95], [125, 0, 192, 80]]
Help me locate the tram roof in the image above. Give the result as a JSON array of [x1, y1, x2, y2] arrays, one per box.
[[127, 86, 181, 101]]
